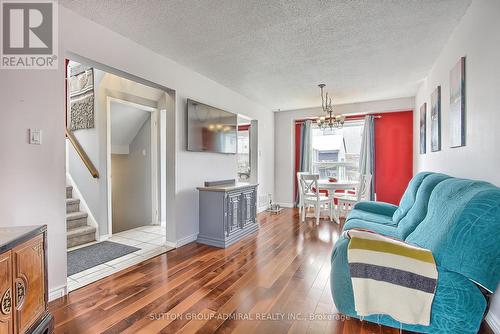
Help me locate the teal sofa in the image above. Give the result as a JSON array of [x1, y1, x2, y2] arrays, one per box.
[[330, 175, 500, 333]]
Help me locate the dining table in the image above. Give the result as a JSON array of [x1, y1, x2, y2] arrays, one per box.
[[317, 179, 359, 224]]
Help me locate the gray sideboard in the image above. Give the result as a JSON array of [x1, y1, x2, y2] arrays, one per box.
[[197, 182, 259, 248]]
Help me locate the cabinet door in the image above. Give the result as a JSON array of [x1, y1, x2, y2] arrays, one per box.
[[0, 251, 13, 334], [13, 235, 45, 334], [225, 192, 241, 236], [240, 189, 256, 228]]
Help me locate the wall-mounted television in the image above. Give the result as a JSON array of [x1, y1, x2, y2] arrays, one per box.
[[187, 99, 237, 154]]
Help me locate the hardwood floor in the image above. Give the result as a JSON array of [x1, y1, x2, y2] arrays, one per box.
[[50, 209, 491, 334]]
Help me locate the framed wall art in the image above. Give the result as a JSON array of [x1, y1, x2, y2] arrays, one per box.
[[450, 57, 466, 147], [431, 86, 441, 152], [419, 103, 427, 154]]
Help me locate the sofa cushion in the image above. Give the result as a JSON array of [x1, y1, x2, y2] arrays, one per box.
[[342, 218, 399, 238], [344, 174, 450, 239], [406, 179, 500, 292], [347, 172, 433, 226], [345, 209, 397, 225], [391, 171, 433, 223], [350, 201, 399, 218], [395, 173, 450, 238]]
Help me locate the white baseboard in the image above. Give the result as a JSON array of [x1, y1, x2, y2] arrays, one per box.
[[257, 205, 267, 213], [176, 233, 198, 247], [487, 312, 500, 334], [48, 284, 68, 302], [165, 241, 177, 248], [276, 202, 294, 208], [99, 234, 110, 242], [258, 203, 294, 212]]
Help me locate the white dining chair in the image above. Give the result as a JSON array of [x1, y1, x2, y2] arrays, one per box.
[[300, 174, 333, 225], [334, 174, 372, 218], [296, 172, 310, 214], [297, 172, 306, 214]]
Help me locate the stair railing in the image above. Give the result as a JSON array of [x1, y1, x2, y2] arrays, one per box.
[[65, 128, 99, 179]]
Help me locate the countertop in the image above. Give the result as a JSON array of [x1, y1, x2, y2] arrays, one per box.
[[0, 225, 46, 252], [197, 182, 258, 192]]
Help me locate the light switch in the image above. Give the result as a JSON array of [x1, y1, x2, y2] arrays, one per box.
[[29, 129, 42, 145]]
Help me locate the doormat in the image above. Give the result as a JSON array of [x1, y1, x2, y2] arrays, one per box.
[[67, 241, 139, 276]]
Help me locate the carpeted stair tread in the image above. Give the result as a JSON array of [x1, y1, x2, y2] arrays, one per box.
[[67, 225, 96, 248], [66, 186, 73, 199], [67, 225, 96, 237], [65, 185, 96, 248], [67, 211, 88, 221], [66, 198, 81, 214], [66, 198, 80, 205]]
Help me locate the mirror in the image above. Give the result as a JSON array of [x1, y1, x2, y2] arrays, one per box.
[[237, 115, 253, 182]]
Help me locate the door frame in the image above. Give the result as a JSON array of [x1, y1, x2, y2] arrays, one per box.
[[106, 96, 159, 237]]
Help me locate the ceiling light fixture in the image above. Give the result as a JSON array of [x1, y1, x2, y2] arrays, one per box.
[[317, 84, 345, 129]]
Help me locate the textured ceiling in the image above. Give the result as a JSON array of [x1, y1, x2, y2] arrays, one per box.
[[61, 0, 471, 110]]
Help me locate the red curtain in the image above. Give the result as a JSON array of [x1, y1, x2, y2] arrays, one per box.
[[374, 111, 413, 204]]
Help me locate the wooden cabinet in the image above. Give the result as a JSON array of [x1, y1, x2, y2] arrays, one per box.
[[0, 227, 53, 334], [0, 252, 13, 334], [13, 235, 45, 334], [197, 182, 259, 248]]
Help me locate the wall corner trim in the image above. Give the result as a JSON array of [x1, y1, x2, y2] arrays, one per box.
[[165, 240, 177, 248], [49, 284, 68, 302], [176, 233, 198, 247], [487, 312, 500, 334]]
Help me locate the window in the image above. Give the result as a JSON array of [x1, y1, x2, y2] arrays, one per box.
[[311, 121, 364, 180]]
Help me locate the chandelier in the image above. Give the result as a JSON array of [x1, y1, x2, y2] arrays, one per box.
[[317, 84, 345, 129]]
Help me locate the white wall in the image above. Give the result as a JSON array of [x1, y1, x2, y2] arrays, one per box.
[[274, 97, 414, 206], [413, 0, 500, 330], [0, 69, 67, 298], [0, 5, 274, 297]]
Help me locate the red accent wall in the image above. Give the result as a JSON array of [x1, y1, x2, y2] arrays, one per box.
[[374, 111, 413, 205]]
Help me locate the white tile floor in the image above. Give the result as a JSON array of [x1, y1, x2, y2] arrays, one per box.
[[67, 225, 174, 292]]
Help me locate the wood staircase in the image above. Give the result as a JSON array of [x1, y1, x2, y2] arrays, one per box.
[[66, 185, 96, 248]]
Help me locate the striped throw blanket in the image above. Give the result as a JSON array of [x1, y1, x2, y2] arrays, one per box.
[[346, 229, 438, 326]]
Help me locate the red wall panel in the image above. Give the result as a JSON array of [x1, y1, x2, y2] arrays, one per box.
[[374, 111, 413, 205]]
